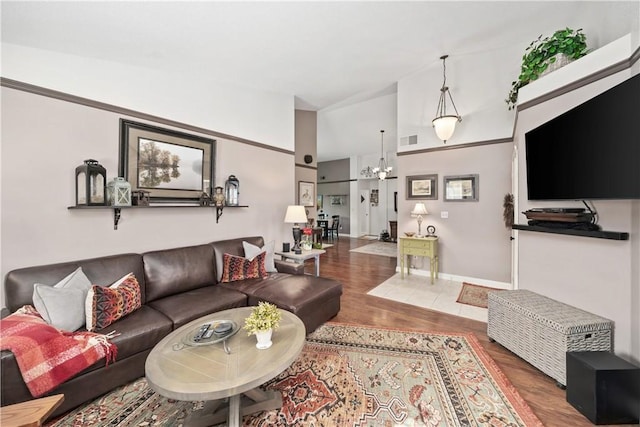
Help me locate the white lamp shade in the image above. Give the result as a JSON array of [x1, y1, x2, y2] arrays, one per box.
[[432, 115, 459, 141], [284, 205, 308, 223], [411, 203, 429, 216]]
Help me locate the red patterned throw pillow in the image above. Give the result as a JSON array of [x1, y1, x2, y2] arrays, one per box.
[[85, 273, 142, 331], [221, 252, 268, 283]]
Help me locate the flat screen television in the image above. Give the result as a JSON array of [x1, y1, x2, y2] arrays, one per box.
[[525, 73, 640, 200]]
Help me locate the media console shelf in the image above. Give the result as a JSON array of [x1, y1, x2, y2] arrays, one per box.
[[68, 205, 249, 230], [513, 224, 629, 241]]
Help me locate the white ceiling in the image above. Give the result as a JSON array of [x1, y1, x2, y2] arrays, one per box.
[[2, 1, 638, 161]]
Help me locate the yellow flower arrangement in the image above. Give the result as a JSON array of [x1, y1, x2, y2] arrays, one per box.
[[243, 302, 282, 335]]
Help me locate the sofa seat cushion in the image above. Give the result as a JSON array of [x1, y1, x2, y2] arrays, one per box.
[[219, 273, 343, 333], [1, 305, 175, 381], [148, 286, 247, 329]]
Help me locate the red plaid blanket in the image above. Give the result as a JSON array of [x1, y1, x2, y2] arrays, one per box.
[[0, 306, 117, 397]]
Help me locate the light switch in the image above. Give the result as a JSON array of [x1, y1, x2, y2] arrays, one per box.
[[441, 211, 449, 219]]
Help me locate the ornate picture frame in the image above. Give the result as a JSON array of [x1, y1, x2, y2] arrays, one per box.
[[119, 119, 216, 202], [406, 174, 438, 200]]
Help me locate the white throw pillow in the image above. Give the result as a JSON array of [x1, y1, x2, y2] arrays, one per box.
[[32, 267, 92, 331], [243, 240, 277, 273]]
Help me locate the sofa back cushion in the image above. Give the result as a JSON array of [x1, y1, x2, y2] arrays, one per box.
[[210, 236, 264, 282], [143, 244, 216, 302], [4, 253, 145, 313]]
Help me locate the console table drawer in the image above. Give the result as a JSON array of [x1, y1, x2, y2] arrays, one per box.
[[403, 248, 432, 257], [403, 239, 434, 249]]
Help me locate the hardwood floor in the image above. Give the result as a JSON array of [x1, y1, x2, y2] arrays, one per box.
[[308, 237, 607, 427]]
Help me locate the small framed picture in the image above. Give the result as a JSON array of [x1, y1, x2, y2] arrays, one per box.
[[444, 174, 479, 201], [407, 174, 438, 200], [298, 181, 315, 207]]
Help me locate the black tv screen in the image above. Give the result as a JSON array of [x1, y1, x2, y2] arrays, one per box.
[[525, 73, 640, 200]]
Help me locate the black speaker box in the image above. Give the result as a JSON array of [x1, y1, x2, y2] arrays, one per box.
[[566, 351, 640, 425]]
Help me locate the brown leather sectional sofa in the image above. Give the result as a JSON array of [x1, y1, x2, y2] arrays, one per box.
[[1, 236, 342, 416]]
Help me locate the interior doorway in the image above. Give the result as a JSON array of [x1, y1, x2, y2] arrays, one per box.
[[359, 190, 371, 237]]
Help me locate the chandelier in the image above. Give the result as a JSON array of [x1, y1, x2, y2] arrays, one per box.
[[372, 130, 392, 180], [432, 55, 462, 143], [360, 166, 375, 178]]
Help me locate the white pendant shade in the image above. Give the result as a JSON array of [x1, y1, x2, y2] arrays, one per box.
[[432, 55, 462, 143], [432, 115, 459, 142]]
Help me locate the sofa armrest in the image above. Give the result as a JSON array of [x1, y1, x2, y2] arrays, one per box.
[[275, 260, 305, 275]]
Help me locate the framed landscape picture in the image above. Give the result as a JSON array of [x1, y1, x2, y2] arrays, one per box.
[[119, 119, 216, 202], [407, 174, 438, 200]]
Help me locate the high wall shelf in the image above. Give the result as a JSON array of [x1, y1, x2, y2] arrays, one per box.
[[513, 224, 629, 241], [68, 205, 249, 230]]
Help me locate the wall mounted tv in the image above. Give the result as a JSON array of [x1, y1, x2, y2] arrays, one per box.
[[525, 73, 639, 200]]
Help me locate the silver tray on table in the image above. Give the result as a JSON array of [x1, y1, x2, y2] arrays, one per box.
[[182, 320, 239, 347]]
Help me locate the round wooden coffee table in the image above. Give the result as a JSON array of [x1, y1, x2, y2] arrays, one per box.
[[145, 307, 305, 427]]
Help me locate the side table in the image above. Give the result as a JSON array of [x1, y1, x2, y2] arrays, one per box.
[[399, 236, 438, 284], [1, 394, 64, 427], [275, 248, 326, 277]]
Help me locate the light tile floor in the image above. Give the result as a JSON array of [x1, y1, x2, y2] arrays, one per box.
[[367, 273, 488, 322]]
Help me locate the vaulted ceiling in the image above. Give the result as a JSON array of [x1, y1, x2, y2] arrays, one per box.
[[2, 1, 638, 161]]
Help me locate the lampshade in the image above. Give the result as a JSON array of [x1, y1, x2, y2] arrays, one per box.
[[284, 205, 307, 224], [432, 55, 461, 143], [411, 203, 429, 216]]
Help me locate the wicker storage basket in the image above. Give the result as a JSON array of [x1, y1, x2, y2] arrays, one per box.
[[487, 289, 612, 386]]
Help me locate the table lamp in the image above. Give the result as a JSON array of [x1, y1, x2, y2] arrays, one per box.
[[411, 203, 429, 237], [284, 205, 308, 254]]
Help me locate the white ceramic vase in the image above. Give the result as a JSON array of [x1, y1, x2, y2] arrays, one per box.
[[255, 329, 273, 349]]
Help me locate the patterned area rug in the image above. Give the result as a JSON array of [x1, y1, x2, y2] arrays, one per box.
[[456, 282, 502, 308], [46, 323, 541, 426], [349, 242, 397, 257]]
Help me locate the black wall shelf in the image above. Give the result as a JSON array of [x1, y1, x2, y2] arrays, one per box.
[[513, 224, 629, 241], [68, 205, 249, 229]]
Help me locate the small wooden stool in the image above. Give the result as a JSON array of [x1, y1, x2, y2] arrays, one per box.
[[1, 394, 64, 427]]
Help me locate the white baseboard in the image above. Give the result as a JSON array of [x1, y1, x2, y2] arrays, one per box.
[[394, 267, 512, 290]]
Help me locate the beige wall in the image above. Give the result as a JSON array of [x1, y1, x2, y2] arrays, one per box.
[[1, 87, 295, 305], [397, 142, 513, 284], [294, 110, 318, 221], [515, 69, 639, 362]]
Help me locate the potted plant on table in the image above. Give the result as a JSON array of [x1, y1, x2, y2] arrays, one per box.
[[243, 301, 282, 349], [506, 27, 588, 110]]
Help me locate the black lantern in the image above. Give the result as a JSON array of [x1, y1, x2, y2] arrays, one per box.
[[75, 159, 106, 206], [225, 175, 239, 206]]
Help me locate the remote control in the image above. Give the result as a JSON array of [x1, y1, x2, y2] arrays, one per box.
[[193, 323, 211, 341], [202, 329, 214, 339]]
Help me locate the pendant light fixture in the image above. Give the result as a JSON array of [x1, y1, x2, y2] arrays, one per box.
[[372, 130, 392, 181], [432, 55, 462, 143]]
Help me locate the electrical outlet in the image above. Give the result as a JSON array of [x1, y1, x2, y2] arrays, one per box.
[[441, 211, 449, 219]]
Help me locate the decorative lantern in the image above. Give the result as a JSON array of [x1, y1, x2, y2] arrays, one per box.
[[225, 175, 240, 206], [213, 186, 225, 207], [107, 177, 132, 207], [75, 159, 106, 206]]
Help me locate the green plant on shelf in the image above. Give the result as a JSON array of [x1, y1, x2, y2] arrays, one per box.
[[506, 28, 588, 110]]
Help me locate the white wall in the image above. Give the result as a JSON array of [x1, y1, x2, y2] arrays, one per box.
[[1, 43, 294, 151]]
